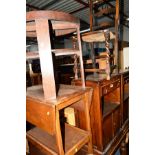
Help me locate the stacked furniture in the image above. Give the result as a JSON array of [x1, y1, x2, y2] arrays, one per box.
[[81, 0, 120, 80], [72, 1, 129, 154], [26, 10, 93, 155]]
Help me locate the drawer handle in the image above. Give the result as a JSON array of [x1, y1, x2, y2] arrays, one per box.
[[110, 84, 113, 88], [105, 89, 107, 94]]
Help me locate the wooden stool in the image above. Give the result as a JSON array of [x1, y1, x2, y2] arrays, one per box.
[[82, 30, 115, 80]]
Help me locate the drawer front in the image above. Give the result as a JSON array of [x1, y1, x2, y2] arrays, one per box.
[[102, 80, 120, 95], [103, 114, 113, 148], [113, 106, 121, 136], [101, 75, 120, 86]]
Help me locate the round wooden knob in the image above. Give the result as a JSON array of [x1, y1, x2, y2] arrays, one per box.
[[110, 84, 113, 88]]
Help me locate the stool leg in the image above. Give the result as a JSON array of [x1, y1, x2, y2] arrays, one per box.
[[83, 91, 93, 154], [120, 140, 127, 155], [55, 109, 65, 155]]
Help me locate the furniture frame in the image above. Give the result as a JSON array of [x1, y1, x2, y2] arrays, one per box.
[[120, 71, 129, 125], [88, 0, 120, 73], [26, 10, 85, 100], [72, 72, 129, 155], [26, 10, 93, 155], [82, 29, 115, 80], [26, 85, 93, 155]]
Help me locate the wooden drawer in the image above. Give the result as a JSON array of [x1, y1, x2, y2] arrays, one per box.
[[102, 80, 120, 95], [113, 106, 121, 136], [103, 114, 113, 148], [101, 75, 120, 86]]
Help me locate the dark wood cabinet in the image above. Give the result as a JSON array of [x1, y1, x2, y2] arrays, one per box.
[[123, 99, 129, 124], [120, 71, 129, 124], [113, 105, 121, 136], [103, 113, 113, 148], [72, 74, 128, 154], [72, 72, 129, 154]]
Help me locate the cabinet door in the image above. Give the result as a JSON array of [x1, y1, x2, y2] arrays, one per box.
[[123, 99, 129, 123], [103, 114, 113, 148], [113, 106, 121, 136]]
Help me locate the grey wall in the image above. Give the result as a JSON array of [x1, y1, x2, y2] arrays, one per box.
[[123, 26, 129, 42]]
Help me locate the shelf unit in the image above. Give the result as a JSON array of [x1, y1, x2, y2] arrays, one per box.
[[28, 123, 90, 155], [26, 10, 93, 155]]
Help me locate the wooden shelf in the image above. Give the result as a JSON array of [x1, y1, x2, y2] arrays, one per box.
[[94, 8, 116, 17], [92, 22, 114, 31], [82, 30, 115, 43], [26, 49, 80, 60], [84, 54, 114, 65], [103, 102, 120, 117], [85, 68, 106, 73], [27, 123, 89, 155]]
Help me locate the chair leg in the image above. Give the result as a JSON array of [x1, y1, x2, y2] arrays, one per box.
[[120, 140, 127, 155], [83, 92, 93, 154], [55, 110, 65, 155]]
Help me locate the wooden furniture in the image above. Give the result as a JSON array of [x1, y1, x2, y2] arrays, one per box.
[[120, 70, 129, 124], [81, 0, 120, 80], [26, 10, 85, 99], [89, 0, 120, 73], [72, 73, 129, 154], [26, 85, 93, 155], [26, 10, 93, 155], [82, 29, 115, 80]]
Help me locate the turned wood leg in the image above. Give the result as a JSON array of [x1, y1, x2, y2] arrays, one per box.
[[120, 140, 127, 155], [103, 30, 111, 80], [73, 54, 78, 80]]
